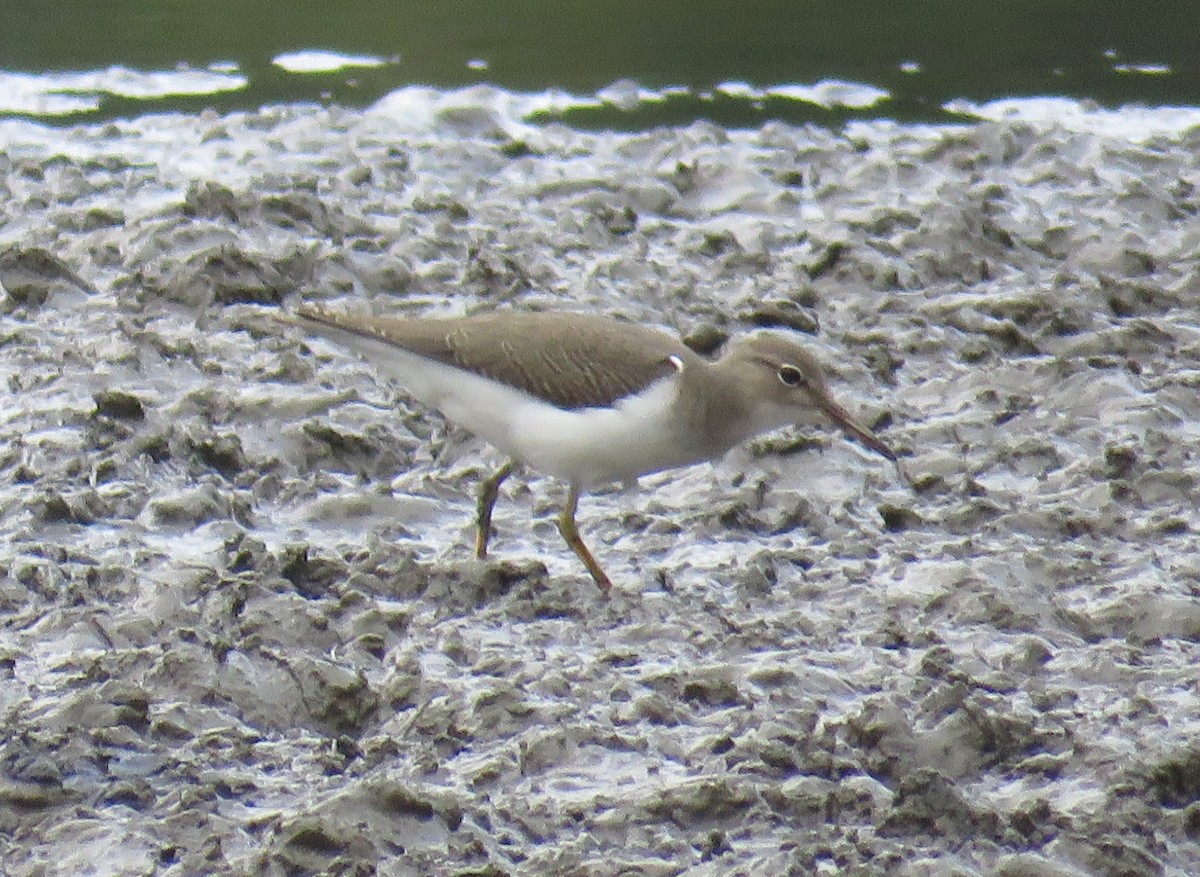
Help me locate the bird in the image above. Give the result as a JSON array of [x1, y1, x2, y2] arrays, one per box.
[[281, 306, 897, 591]]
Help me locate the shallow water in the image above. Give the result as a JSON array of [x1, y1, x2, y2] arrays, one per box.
[[1, 87, 1199, 875], [5, 1, 1200, 128]]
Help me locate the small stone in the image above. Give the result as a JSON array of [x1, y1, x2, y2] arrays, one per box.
[[745, 300, 820, 335], [879, 504, 922, 532], [499, 139, 535, 158], [806, 241, 848, 278], [93, 389, 146, 421], [681, 676, 742, 707], [683, 323, 729, 356], [0, 245, 92, 308]]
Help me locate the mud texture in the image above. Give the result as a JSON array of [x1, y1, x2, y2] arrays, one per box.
[[1, 91, 1199, 875]]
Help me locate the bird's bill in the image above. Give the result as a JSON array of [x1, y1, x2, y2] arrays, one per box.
[[813, 393, 897, 462]]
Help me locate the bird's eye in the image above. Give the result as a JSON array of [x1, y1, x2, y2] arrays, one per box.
[[778, 364, 806, 388]]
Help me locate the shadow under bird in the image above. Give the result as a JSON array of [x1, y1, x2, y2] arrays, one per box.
[[283, 307, 897, 591]]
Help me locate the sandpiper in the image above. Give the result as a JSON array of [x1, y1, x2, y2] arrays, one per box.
[[284, 307, 897, 591]]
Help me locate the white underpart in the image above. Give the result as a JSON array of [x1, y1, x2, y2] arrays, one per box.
[[310, 330, 707, 487]]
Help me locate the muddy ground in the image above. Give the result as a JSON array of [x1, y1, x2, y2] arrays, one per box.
[[1, 89, 1199, 875]]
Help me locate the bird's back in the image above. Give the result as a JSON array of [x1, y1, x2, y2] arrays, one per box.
[[295, 308, 693, 411]]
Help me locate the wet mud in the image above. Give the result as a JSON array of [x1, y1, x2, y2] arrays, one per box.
[[1, 91, 1198, 875]]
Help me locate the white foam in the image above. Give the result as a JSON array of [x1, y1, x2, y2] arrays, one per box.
[[0, 65, 248, 116], [272, 50, 394, 74], [944, 95, 1200, 140]]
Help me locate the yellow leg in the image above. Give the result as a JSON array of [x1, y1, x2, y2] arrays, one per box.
[[556, 485, 612, 592], [475, 460, 516, 559]]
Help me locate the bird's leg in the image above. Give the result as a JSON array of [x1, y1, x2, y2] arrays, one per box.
[[475, 459, 516, 559], [556, 485, 612, 592]]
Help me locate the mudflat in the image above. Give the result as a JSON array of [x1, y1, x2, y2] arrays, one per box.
[[1, 91, 1197, 875]]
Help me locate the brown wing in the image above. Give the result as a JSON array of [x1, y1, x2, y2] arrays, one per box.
[[294, 308, 693, 410]]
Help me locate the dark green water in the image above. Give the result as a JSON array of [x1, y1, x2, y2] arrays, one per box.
[[4, 0, 1198, 126]]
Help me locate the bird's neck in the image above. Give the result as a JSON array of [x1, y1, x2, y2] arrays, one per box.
[[675, 360, 770, 457]]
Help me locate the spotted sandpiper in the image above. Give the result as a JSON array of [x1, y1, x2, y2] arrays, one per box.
[[284, 307, 896, 591]]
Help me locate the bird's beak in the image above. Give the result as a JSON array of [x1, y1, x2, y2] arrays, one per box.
[[812, 391, 897, 462]]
